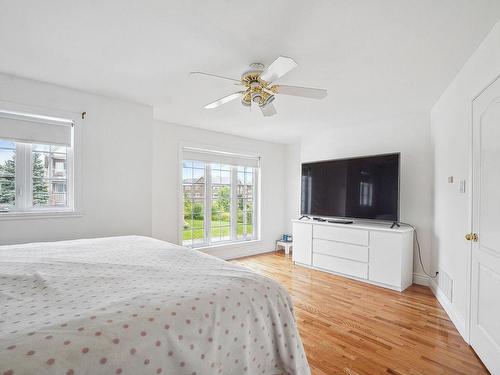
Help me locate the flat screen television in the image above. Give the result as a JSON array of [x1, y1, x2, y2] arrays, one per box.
[[301, 153, 400, 222]]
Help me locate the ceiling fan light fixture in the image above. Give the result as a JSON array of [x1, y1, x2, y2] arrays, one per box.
[[259, 95, 275, 108], [251, 93, 262, 103]]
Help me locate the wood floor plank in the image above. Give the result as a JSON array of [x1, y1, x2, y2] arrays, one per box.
[[232, 252, 489, 375]]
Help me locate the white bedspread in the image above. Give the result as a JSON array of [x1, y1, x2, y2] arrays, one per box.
[[0, 236, 309, 375]]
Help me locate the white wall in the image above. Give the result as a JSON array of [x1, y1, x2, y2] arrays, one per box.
[[0, 74, 153, 245], [284, 112, 434, 278], [430, 20, 500, 339], [284, 143, 301, 234], [0, 75, 286, 259], [152, 120, 286, 259]]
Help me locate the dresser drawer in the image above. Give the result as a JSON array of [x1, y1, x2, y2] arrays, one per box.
[[313, 238, 368, 262], [313, 253, 368, 279], [313, 225, 369, 246]]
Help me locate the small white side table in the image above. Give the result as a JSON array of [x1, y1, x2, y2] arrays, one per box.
[[276, 241, 293, 255]]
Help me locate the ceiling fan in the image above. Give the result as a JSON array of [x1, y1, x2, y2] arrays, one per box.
[[191, 56, 327, 117]]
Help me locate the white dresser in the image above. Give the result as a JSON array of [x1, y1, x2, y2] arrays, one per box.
[[292, 219, 414, 291]]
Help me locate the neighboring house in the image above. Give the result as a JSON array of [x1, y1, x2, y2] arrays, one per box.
[[183, 176, 253, 199], [183, 176, 205, 198]]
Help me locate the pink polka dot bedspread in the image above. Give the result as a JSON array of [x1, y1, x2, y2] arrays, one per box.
[[0, 236, 310, 375]]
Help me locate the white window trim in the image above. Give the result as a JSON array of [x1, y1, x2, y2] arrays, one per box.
[[0, 101, 82, 219], [178, 142, 261, 248]]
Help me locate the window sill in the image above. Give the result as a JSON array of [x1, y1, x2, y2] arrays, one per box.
[[0, 210, 82, 221], [191, 239, 262, 251]]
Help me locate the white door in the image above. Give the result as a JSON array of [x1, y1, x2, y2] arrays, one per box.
[[470, 76, 500, 374]]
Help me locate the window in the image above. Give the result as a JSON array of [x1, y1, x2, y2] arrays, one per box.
[[0, 109, 74, 214], [359, 181, 373, 207], [181, 147, 259, 248]]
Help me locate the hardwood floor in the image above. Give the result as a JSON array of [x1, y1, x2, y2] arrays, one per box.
[[232, 252, 488, 375]]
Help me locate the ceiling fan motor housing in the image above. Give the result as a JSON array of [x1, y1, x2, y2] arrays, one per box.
[[240, 69, 274, 108]]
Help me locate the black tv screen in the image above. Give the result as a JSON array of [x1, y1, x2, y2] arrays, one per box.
[[301, 153, 400, 221]]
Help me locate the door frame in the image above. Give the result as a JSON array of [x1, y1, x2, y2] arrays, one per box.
[[466, 73, 500, 344]]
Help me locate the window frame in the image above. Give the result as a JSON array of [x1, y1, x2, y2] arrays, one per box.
[[179, 147, 260, 249], [0, 101, 81, 219]]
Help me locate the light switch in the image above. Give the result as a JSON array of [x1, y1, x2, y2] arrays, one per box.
[[459, 180, 466, 194], [448, 176, 454, 183]]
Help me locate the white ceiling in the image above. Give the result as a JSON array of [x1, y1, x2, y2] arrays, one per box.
[[1, 1, 499, 143]]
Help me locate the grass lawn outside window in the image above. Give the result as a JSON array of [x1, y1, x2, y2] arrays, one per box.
[[183, 219, 253, 242]]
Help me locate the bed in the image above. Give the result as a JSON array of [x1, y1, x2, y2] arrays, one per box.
[[0, 236, 310, 375]]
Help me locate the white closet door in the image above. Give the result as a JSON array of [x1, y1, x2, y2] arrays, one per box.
[[470, 76, 500, 374]]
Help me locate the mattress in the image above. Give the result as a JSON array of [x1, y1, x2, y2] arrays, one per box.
[[0, 236, 310, 375]]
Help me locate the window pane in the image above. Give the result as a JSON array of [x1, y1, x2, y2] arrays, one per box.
[[245, 224, 253, 238], [32, 178, 50, 205], [237, 205, 244, 224], [182, 167, 192, 182], [32, 144, 68, 208], [32, 144, 51, 152], [211, 169, 220, 184], [220, 226, 230, 241], [236, 166, 255, 240], [182, 160, 206, 247], [193, 160, 204, 169], [53, 159, 67, 178], [0, 140, 16, 206], [211, 227, 221, 241], [0, 149, 15, 178], [221, 170, 231, 184], [246, 210, 253, 225], [185, 183, 204, 199], [0, 177, 15, 206], [191, 200, 204, 228], [237, 172, 244, 185], [192, 167, 204, 181], [50, 145, 67, 154], [211, 179, 230, 243], [245, 172, 253, 185]]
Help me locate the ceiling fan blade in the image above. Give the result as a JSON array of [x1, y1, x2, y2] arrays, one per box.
[[190, 71, 241, 83], [260, 102, 277, 117], [274, 85, 327, 99], [260, 56, 297, 83], [204, 92, 244, 109]]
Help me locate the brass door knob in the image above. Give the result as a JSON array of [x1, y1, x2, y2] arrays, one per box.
[[465, 233, 478, 241]]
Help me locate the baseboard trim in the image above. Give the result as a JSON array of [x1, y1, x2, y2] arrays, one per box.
[[413, 273, 430, 286], [429, 279, 468, 342]]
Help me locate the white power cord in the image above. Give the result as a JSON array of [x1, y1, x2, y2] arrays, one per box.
[[398, 222, 438, 279]]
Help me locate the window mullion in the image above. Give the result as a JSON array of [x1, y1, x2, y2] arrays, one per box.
[[25, 144, 33, 209], [253, 168, 258, 240], [14, 143, 23, 211], [230, 167, 237, 241], [14, 143, 29, 211], [205, 164, 212, 245]]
